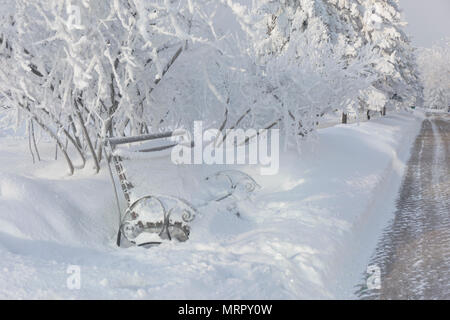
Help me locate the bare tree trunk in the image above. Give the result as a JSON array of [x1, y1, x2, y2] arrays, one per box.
[[24, 108, 75, 175], [96, 135, 103, 164], [27, 120, 35, 164], [96, 119, 112, 165], [220, 108, 251, 146], [68, 115, 83, 149], [96, 73, 119, 164], [74, 99, 100, 173], [30, 119, 40, 161], [16, 96, 75, 173], [65, 135, 69, 151], [39, 109, 86, 169]]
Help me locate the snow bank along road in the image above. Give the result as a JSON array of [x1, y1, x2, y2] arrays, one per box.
[[359, 113, 450, 299], [0, 111, 426, 299]]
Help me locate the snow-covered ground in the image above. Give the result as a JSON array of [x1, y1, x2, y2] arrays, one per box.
[[0, 110, 425, 299]]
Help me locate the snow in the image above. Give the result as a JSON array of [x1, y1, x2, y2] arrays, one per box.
[[0, 110, 424, 299]]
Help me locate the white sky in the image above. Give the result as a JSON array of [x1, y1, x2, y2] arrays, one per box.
[[399, 0, 450, 48]]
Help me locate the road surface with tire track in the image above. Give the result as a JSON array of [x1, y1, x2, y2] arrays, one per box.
[[358, 113, 450, 299]]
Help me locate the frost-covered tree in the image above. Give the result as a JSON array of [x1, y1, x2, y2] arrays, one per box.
[[0, 0, 252, 173], [417, 40, 450, 110], [0, 0, 425, 173], [361, 0, 423, 112], [240, 0, 378, 135]]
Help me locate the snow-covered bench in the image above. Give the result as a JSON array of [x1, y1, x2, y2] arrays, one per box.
[[104, 133, 260, 248]]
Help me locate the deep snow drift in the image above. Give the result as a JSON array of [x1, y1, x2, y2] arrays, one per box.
[[0, 110, 424, 299]]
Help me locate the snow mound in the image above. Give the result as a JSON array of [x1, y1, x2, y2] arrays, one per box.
[[0, 111, 423, 299]]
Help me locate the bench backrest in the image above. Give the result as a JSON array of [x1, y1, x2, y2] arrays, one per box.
[[105, 131, 183, 204]]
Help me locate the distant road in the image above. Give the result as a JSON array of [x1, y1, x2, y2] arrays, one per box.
[[359, 112, 450, 299]]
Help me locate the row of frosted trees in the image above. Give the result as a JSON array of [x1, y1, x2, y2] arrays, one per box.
[[417, 40, 450, 110], [0, 0, 423, 174]]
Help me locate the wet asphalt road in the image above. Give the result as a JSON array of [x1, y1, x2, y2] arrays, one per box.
[[358, 113, 450, 299]]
